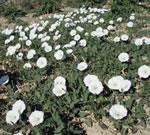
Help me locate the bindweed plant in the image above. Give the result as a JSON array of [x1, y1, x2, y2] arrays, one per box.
[[0, 3, 150, 135]]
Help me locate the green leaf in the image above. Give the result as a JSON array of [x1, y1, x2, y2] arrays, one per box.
[[79, 112, 88, 118], [131, 127, 138, 134], [114, 121, 121, 130], [140, 119, 146, 128], [85, 119, 93, 127], [73, 129, 83, 134], [98, 122, 107, 129], [31, 127, 41, 135], [121, 128, 127, 135], [125, 97, 136, 109]]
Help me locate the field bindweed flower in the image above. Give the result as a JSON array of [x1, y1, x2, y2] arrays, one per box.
[[77, 62, 88, 71], [66, 49, 73, 54], [23, 63, 32, 69], [36, 57, 47, 68], [26, 40, 32, 46], [54, 50, 65, 60], [121, 34, 129, 41], [127, 22, 134, 28], [14, 132, 23, 135], [114, 36, 120, 43], [15, 43, 21, 49], [70, 30, 77, 36], [52, 84, 66, 97], [99, 18, 104, 23], [129, 15, 135, 21], [108, 76, 124, 90], [109, 104, 127, 120], [80, 39, 87, 47], [29, 110, 44, 126], [16, 52, 23, 60], [54, 76, 66, 86], [109, 20, 114, 25], [107, 25, 114, 31], [12, 100, 26, 114], [144, 38, 150, 45], [6, 46, 16, 56], [117, 17, 123, 22], [138, 65, 150, 79], [44, 45, 52, 52], [119, 79, 131, 92], [6, 110, 20, 125], [84, 74, 99, 87], [118, 52, 129, 62], [74, 34, 81, 41], [88, 81, 103, 95], [135, 38, 143, 46]]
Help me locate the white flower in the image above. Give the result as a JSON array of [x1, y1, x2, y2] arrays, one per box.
[[114, 36, 120, 42], [54, 50, 65, 60], [41, 42, 49, 48], [27, 53, 34, 60], [74, 34, 80, 41], [55, 45, 61, 50], [70, 41, 76, 47], [77, 62, 88, 71], [14, 132, 23, 135], [109, 104, 127, 120], [29, 110, 44, 126], [129, 15, 135, 20], [108, 76, 124, 90], [117, 17, 123, 22], [26, 40, 32, 46], [88, 81, 103, 95], [36, 57, 47, 68], [107, 25, 114, 31], [99, 18, 104, 23], [12, 100, 26, 114], [76, 26, 84, 32], [85, 32, 89, 36], [6, 110, 20, 125], [127, 22, 134, 28], [144, 38, 150, 45], [5, 39, 11, 44], [118, 52, 129, 62], [109, 20, 114, 25], [119, 79, 131, 92], [15, 43, 21, 49], [135, 38, 143, 46], [16, 52, 23, 60], [52, 84, 66, 97], [84, 74, 99, 87], [121, 34, 129, 41], [44, 45, 52, 52], [25, 27, 29, 32], [9, 35, 15, 41], [94, 21, 99, 25], [80, 39, 87, 47], [103, 29, 109, 36], [138, 65, 150, 79], [23, 63, 32, 69], [66, 49, 73, 54], [96, 27, 103, 32], [70, 30, 77, 36], [6, 46, 16, 56], [54, 76, 66, 86]]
